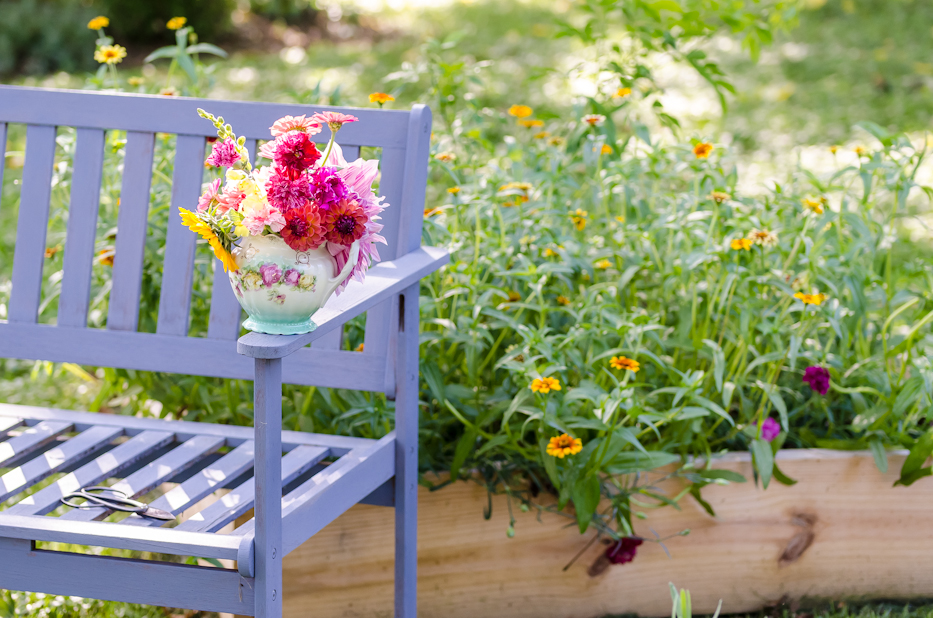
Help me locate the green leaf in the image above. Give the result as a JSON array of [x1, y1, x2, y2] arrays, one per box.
[[703, 339, 725, 393], [605, 451, 679, 475], [570, 472, 601, 533], [896, 431, 933, 486], [750, 439, 773, 489], [143, 46, 179, 63], [450, 430, 476, 480], [869, 438, 888, 474], [186, 43, 228, 58], [771, 462, 797, 486], [696, 469, 746, 483], [689, 484, 714, 516], [176, 51, 198, 83], [893, 376, 924, 417]]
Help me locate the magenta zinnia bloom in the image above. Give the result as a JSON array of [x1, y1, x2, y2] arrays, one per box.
[[605, 538, 642, 565], [266, 169, 313, 212], [270, 115, 322, 137], [280, 202, 326, 251], [197, 178, 221, 212], [323, 198, 367, 247], [309, 166, 350, 210], [802, 366, 831, 395], [206, 138, 242, 168], [311, 111, 359, 132], [272, 131, 320, 176], [761, 417, 781, 442]]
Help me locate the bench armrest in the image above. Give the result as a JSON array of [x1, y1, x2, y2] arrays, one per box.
[[237, 245, 449, 359]]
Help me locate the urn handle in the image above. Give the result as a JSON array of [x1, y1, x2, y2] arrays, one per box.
[[322, 240, 361, 298]]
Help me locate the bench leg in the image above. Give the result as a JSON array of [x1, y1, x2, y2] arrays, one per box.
[[395, 284, 419, 618], [254, 357, 283, 618]]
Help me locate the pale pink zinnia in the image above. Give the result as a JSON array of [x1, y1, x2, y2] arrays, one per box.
[[197, 178, 221, 212], [241, 203, 286, 235], [311, 111, 359, 132], [206, 138, 242, 168], [270, 115, 322, 137]]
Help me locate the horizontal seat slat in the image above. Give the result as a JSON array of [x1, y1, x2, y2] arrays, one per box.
[[121, 440, 256, 527], [60, 434, 225, 521], [0, 85, 410, 148], [174, 445, 328, 533], [0, 417, 24, 439], [0, 425, 123, 503], [0, 421, 73, 467], [6, 429, 175, 516]]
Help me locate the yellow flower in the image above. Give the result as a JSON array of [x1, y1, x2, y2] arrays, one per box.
[[747, 229, 778, 247], [854, 145, 868, 156], [610, 356, 640, 372], [97, 249, 115, 267], [556, 295, 571, 306], [595, 258, 612, 269], [530, 377, 561, 394], [601, 144, 613, 155], [693, 142, 714, 159], [731, 238, 753, 251], [424, 207, 443, 217], [830, 145, 840, 154], [582, 114, 605, 126], [355, 343, 365, 352], [369, 92, 395, 104], [544, 247, 559, 257], [94, 44, 127, 65], [87, 16, 109, 30], [508, 105, 533, 118], [434, 152, 456, 162], [548, 136, 566, 146], [178, 208, 238, 272], [546, 433, 582, 458], [570, 208, 588, 231], [802, 196, 824, 214], [615, 87, 632, 98], [534, 131, 550, 139], [508, 291, 522, 302], [166, 17, 187, 30], [794, 292, 827, 306], [159, 87, 180, 96], [500, 181, 533, 193], [447, 186, 461, 194], [709, 191, 730, 203], [127, 77, 145, 86], [519, 119, 545, 128]]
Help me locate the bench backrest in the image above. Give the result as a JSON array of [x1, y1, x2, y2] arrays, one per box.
[[0, 86, 431, 394]]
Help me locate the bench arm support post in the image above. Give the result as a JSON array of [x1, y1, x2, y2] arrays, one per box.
[[253, 357, 283, 618]]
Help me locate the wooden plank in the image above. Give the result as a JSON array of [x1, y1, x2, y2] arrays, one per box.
[[175, 445, 328, 534], [6, 429, 174, 516], [253, 357, 283, 618], [237, 246, 450, 358], [236, 433, 395, 556], [311, 326, 343, 350], [107, 130, 155, 332], [59, 128, 106, 328], [0, 416, 25, 439], [277, 451, 933, 618], [0, 513, 243, 560], [156, 134, 204, 336], [208, 258, 242, 340], [8, 124, 57, 324], [0, 85, 410, 148], [0, 425, 122, 503], [0, 122, 7, 218], [120, 440, 256, 527], [60, 434, 225, 521], [0, 404, 373, 454], [0, 539, 255, 616], [0, 420, 72, 467]]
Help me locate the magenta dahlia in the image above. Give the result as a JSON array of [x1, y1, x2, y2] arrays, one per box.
[[265, 169, 313, 213]]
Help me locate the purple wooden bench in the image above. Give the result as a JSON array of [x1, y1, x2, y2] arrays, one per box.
[[0, 85, 447, 618]]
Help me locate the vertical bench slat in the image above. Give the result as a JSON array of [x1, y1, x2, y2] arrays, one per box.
[[59, 128, 106, 328], [60, 434, 225, 522], [342, 145, 360, 162], [173, 444, 328, 533], [120, 440, 256, 528], [0, 425, 122, 503], [245, 138, 257, 166], [6, 430, 175, 516], [207, 261, 241, 339], [0, 122, 7, 217], [8, 124, 57, 324], [107, 130, 155, 332], [156, 135, 205, 336]]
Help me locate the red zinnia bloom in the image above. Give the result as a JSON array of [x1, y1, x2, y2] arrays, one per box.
[[280, 202, 325, 251], [266, 169, 313, 212], [272, 131, 320, 176], [311, 111, 359, 132], [605, 537, 642, 565], [323, 198, 367, 246]]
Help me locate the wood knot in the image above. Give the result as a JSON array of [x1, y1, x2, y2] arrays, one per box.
[[779, 512, 816, 567]]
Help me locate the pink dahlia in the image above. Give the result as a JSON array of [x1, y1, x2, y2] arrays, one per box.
[[206, 138, 242, 168], [265, 169, 313, 212], [270, 115, 322, 137], [311, 111, 359, 132], [309, 166, 350, 210], [241, 203, 286, 236], [605, 538, 642, 565], [803, 366, 831, 395], [760, 417, 781, 442], [197, 178, 221, 212], [280, 202, 325, 251], [323, 198, 367, 247], [271, 131, 320, 177]]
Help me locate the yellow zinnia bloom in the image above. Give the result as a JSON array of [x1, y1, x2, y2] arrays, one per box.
[[530, 376, 561, 394], [178, 208, 238, 272], [610, 356, 640, 372], [570, 208, 588, 231], [615, 87, 632, 98], [534, 131, 550, 140], [802, 197, 824, 214], [508, 104, 533, 118], [544, 247, 558, 257], [95, 45, 127, 65], [87, 16, 109, 30], [601, 144, 613, 155], [369, 92, 395, 104], [731, 238, 753, 251], [595, 259, 612, 269], [447, 186, 461, 194], [556, 295, 571, 306], [710, 191, 730, 203], [546, 433, 582, 458], [693, 142, 714, 159], [794, 292, 827, 306], [167, 17, 187, 30], [434, 152, 456, 162]]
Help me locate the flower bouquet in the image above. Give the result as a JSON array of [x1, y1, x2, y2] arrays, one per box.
[[180, 109, 388, 335]]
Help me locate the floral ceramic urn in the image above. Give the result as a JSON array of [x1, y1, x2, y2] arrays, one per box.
[[228, 234, 360, 335]]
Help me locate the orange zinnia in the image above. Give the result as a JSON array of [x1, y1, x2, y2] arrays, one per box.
[[693, 142, 713, 159], [530, 377, 561, 394], [610, 356, 640, 372], [546, 433, 583, 458]]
